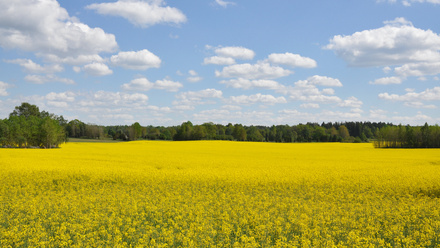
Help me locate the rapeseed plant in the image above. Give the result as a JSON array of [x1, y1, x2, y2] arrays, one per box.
[[1, 141, 440, 247]]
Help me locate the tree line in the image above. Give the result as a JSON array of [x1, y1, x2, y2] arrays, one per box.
[[0, 103, 66, 148], [2, 103, 439, 148], [374, 123, 440, 148], [66, 119, 389, 143]]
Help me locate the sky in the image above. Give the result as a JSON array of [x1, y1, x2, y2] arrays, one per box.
[[1, 0, 440, 126]]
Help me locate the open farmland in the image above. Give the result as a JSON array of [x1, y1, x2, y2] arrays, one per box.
[[1, 141, 440, 247]]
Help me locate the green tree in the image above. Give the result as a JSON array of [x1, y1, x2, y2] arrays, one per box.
[[40, 117, 64, 148], [233, 124, 247, 141], [9, 102, 40, 119], [174, 121, 194, 140], [247, 126, 264, 142], [131, 122, 143, 140], [193, 125, 207, 140], [338, 125, 350, 140]]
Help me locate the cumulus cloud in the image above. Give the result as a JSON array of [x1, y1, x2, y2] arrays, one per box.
[[24, 74, 75, 85], [174, 89, 223, 107], [369, 76, 403, 85], [154, 79, 184, 91], [394, 62, 440, 77], [0, 0, 117, 60], [83, 63, 113, 76], [215, 46, 255, 60], [0, 81, 11, 96], [229, 93, 287, 105], [86, 0, 187, 28], [378, 86, 440, 101], [277, 76, 344, 104], [325, 17, 440, 67], [267, 52, 317, 68], [303, 75, 343, 87], [215, 62, 292, 79], [176, 89, 223, 101], [93, 91, 149, 105], [6, 59, 63, 74], [204, 46, 255, 65], [122, 77, 182, 92], [46, 91, 76, 102], [111, 50, 161, 70], [203, 56, 236, 65], [220, 78, 281, 90], [338, 96, 363, 108]]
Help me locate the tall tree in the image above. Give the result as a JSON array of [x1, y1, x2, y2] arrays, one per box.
[[9, 102, 40, 119]]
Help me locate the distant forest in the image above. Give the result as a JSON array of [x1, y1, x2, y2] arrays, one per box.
[[1, 103, 440, 148]]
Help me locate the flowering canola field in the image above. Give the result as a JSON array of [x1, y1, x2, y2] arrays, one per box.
[[1, 141, 440, 247]]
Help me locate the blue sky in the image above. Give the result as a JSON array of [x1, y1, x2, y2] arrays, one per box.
[[1, 0, 440, 126]]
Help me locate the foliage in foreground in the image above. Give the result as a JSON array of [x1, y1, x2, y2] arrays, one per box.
[[1, 141, 440, 247]]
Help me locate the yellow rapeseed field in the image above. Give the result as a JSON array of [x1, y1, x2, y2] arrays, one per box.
[[1, 141, 440, 247]]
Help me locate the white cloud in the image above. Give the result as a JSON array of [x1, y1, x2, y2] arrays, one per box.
[[46, 92, 76, 102], [369, 76, 403, 85], [24, 74, 75, 85], [229, 93, 287, 105], [278, 77, 344, 104], [304, 75, 343, 87], [187, 70, 203, 82], [378, 86, 440, 101], [122, 77, 182, 92], [174, 89, 223, 107], [46, 54, 106, 65], [0, 81, 11, 96], [215, 0, 236, 7], [111, 50, 161, 70], [321, 88, 335, 95], [154, 79, 183, 92], [383, 66, 392, 73], [267, 52, 317, 68], [325, 17, 440, 67], [122, 78, 154, 91], [391, 112, 434, 125], [93, 91, 149, 105], [338, 96, 363, 108], [300, 103, 320, 109], [394, 62, 440, 77], [86, 0, 187, 28], [220, 78, 281, 90], [83, 63, 113, 76], [215, 62, 292, 79], [6, 59, 63, 74], [203, 56, 236, 65], [404, 101, 437, 109], [215, 46, 255, 60], [0, 0, 117, 60]]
